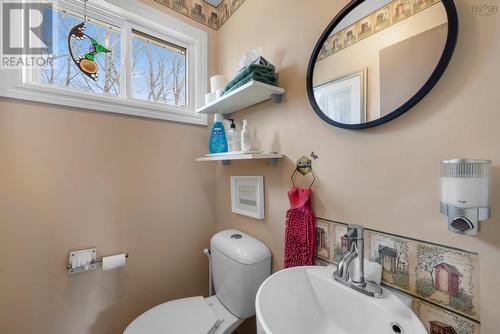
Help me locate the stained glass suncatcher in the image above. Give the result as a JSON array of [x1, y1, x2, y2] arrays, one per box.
[[68, 22, 111, 81]]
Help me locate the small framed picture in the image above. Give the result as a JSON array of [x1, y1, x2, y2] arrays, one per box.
[[230, 176, 264, 219]]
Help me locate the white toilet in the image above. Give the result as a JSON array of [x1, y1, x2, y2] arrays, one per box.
[[124, 230, 271, 334]]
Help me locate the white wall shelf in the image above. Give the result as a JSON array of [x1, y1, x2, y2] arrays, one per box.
[[196, 80, 285, 115], [196, 152, 283, 165]]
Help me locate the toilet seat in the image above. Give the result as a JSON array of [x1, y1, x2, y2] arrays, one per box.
[[124, 296, 243, 334]]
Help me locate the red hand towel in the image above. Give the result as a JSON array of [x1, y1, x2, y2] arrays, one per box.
[[284, 186, 316, 268]]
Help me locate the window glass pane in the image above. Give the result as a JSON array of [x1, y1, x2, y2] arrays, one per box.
[[40, 7, 121, 96], [131, 31, 187, 107]]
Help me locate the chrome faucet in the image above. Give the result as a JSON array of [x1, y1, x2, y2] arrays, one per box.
[[333, 224, 383, 298]]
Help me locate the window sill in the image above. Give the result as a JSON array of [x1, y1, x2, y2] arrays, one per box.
[[0, 83, 208, 125]]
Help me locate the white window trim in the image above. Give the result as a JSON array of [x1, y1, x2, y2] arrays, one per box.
[[0, 0, 208, 125]]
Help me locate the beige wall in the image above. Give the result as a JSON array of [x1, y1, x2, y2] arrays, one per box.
[[0, 1, 218, 333], [214, 0, 500, 333], [380, 23, 448, 116], [1, 0, 500, 333]]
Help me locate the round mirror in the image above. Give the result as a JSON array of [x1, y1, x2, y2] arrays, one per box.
[[307, 0, 458, 129]]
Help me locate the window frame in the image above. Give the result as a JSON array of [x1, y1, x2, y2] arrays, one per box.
[[0, 0, 208, 125], [128, 22, 190, 109]]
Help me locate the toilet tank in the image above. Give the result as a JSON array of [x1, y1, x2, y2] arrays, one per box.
[[210, 230, 271, 319]]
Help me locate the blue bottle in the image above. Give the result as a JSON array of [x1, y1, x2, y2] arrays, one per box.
[[209, 113, 228, 153]]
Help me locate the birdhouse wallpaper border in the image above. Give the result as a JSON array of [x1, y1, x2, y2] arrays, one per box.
[[413, 299, 480, 334], [153, 0, 245, 30], [314, 218, 480, 332], [317, 0, 443, 62]]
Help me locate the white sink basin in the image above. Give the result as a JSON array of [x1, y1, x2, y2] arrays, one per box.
[[256, 266, 427, 334]]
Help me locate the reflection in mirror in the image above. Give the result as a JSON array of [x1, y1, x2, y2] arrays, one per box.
[[311, 0, 451, 126]]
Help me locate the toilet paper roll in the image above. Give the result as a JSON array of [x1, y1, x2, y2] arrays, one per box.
[[205, 92, 217, 105], [210, 75, 228, 92], [102, 254, 126, 271]]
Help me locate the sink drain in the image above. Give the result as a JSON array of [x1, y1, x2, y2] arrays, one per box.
[[391, 322, 403, 333]]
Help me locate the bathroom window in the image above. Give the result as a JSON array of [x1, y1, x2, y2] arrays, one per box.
[[131, 30, 187, 107], [40, 8, 122, 97], [0, 0, 207, 125]]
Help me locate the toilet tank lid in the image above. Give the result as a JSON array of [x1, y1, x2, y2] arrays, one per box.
[[211, 230, 271, 265]]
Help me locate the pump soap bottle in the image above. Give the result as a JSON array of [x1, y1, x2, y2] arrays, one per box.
[[228, 119, 241, 153], [209, 113, 228, 154]]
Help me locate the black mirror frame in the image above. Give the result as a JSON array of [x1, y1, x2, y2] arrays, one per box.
[[306, 0, 459, 130]]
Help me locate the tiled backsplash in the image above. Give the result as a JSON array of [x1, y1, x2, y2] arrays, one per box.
[[413, 299, 479, 334], [315, 218, 480, 334]]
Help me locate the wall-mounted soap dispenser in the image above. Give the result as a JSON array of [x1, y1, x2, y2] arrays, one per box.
[[440, 159, 492, 235]]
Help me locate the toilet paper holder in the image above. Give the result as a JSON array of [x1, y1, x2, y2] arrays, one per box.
[[66, 248, 129, 274]]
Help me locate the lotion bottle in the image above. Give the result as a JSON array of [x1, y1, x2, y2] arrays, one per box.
[[241, 119, 252, 152]]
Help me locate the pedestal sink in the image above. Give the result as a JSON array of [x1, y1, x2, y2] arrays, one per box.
[[256, 266, 427, 334]]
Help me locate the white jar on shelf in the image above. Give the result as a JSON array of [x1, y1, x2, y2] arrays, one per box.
[[241, 119, 252, 152]]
